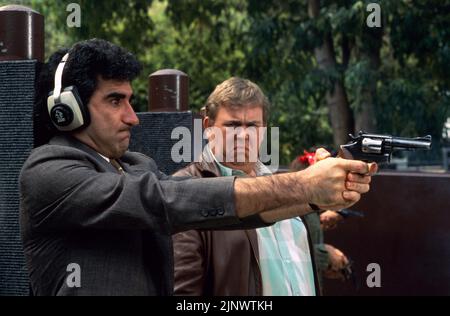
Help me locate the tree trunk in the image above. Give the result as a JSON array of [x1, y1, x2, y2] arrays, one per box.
[[355, 24, 383, 133], [308, 0, 353, 146], [342, 34, 351, 69], [355, 80, 377, 133]]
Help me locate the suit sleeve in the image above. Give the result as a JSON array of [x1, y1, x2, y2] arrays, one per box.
[[19, 145, 245, 233], [173, 230, 209, 295]]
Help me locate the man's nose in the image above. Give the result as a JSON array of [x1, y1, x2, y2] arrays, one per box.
[[236, 126, 254, 140], [233, 126, 247, 137], [123, 102, 139, 126]]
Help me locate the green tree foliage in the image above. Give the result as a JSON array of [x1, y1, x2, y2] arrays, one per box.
[[2, 0, 448, 165], [167, 0, 449, 163]]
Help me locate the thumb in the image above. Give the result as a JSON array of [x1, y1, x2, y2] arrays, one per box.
[[367, 162, 378, 175], [314, 148, 331, 163]]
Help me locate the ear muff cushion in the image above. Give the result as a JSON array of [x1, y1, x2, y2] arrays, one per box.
[[65, 86, 90, 127]]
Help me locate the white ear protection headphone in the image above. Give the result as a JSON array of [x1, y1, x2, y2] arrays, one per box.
[[47, 53, 90, 131]]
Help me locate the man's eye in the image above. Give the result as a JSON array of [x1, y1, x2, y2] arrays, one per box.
[[111, 99, 120, 106], [225, 122, 241, 127]]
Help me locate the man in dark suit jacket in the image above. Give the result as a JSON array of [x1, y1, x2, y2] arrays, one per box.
[[19, 39, 376, 295]]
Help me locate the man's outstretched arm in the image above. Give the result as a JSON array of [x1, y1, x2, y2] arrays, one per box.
[[234, 157, 376, 222]]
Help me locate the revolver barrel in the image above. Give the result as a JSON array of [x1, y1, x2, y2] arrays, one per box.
[[387, 136, 432, 151]]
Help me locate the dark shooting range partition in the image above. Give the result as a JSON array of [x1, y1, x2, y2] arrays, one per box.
[[324, 172, 450, 295], [129, 111, 202, 175], [128, 69, 201, 175], [0, 60, 37, 295], [0, 4, 44, 296]]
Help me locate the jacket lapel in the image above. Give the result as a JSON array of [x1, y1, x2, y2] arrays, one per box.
[[49, 135, 119, 174]]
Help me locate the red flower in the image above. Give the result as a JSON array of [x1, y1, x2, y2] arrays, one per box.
[[297, 150, 316, 166]]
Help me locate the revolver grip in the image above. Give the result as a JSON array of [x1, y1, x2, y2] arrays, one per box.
[[338, 147, 354, 160]]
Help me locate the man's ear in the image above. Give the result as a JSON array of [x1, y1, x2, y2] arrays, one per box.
[[203, 116, 210, 129]]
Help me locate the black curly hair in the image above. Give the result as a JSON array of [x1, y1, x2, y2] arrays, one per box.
[[34, 38, 142, 146]]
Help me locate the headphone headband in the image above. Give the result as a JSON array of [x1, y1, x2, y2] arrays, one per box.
[[53, 53, 69, 103]]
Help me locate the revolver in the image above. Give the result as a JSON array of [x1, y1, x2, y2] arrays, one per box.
[[339, 131, 432, 163]]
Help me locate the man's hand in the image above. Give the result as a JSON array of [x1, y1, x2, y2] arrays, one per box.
[[320, 210, 343, 231], [301, 157, 374, 211], [322, 244, 349, 280], [307, 148, 377, 211]]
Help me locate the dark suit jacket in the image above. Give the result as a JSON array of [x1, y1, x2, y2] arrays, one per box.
[[19, 135, 265, 296]]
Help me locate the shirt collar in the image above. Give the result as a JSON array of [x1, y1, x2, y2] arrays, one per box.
[[204, 144, 272, 177], [98, 153, 110, 163]]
